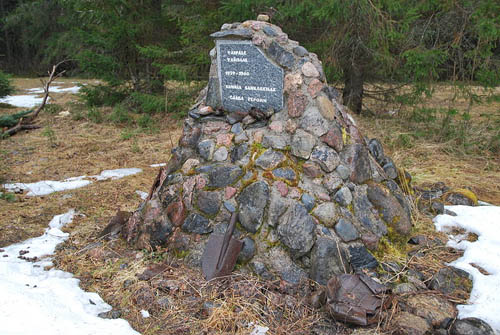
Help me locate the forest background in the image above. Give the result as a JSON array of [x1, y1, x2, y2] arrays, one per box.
[[0, 0, 499, 154]]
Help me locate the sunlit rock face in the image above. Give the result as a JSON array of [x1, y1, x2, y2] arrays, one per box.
[[123, 20, 412, 285]]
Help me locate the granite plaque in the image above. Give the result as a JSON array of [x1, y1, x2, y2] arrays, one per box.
[[217, 40, 284, 112]]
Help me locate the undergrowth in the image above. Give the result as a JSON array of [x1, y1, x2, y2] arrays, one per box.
[[77, 81, 204, 132]]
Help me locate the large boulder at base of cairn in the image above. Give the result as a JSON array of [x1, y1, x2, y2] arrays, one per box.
[[123, 20, 413, 285]]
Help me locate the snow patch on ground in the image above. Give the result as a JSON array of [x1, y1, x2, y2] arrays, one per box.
[[0, 94, 47, 108], [434, 204, 500, 333], [248, 322, 269, 335], [26, 85, 81, 94], [135, 190, 148, 200], [0, 210, 139, 335], [150, 163, 166, 167], [3, 168, 142, 196], [0, 85, 81, 108]]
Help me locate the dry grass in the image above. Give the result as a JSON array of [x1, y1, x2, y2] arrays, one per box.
[[0, 77, 182, 246], [358, 83, 500, 204], [1, 78, 498, 334]]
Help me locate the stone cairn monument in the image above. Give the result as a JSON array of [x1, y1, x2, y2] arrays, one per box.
[[123, 19, 412, 285]]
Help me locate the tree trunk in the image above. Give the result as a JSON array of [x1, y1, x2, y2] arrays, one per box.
[[0, 0, 12, 66], [342, 65, 364, 114]]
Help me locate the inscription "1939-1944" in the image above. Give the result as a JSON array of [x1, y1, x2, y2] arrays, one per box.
[[216, 40, 284, 112]]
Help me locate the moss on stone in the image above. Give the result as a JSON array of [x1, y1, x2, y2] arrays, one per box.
[[374, 225, 408, 260], [444, 188, 478, 205]]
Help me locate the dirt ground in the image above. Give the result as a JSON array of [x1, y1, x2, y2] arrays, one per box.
[[0, 78, 498, 334]]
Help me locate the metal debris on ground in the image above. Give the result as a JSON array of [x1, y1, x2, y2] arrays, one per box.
[[326, 273, 392, 326]]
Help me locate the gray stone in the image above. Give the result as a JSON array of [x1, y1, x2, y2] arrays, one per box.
[[207, 164, 243, 188], [242, 114, 256, 125], [301, 193, 315, 212], [238, 237, 256, 263], [223, 201, 236, 213], [336, 165, 350, 180], [246, 120, 267, 129], [352, 185, 388, 237], [226, 111, 248, 124], [335, 219, 359, 242], [406, 295, 456, 327], [217, 40, 284, 112], [278, 202, 316, 258], [393, 312, 431, 335], [255, 149, 285, 170], [311, 145, 340, 172], [291, 129, 316, 159], [198, 140, 215, 161], [393, 283, 417, 294], [196, 190, 221, 216], [348, 245, 378, 271], [312, 202, 337, 227], [366, 183, 412, 236], [231, 143, 249, 163], [322, 173, 342, 193], [368, 138, 384, 163], [237, 181, 269, 233], [182, 213, 212, 234], [265, 247, 308, 284], [234, 132, 248, 144], [262, 134, 290, 150], [206, 76, 221, 109], [213, 147, 228, 161], [165, 173, 183, 186], [210, 28, 253, 39], [268, 41, 295, 69], [382, 158, 398, 179], [334, 186, 352, 206], [272, 168, 296, 181], [299, 177, 330, 200], [429, 267, 472, 295], [250, 261, 275, 280], [231, 123, 243, 134], [299, 107, 329, 137], [450, 318, 495, 335], [267, 188, 291, 227], [188, 110, 200, 119], [310, 237, 350, 285], [293, 46, 308, 57], [341, 144, 373, 184], [263, 26, 278, 36], [98, 310, 122, 319]]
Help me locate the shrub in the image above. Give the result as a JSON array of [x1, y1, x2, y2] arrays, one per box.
[[79, 84, 128, 107], [109, 104, 132, 124], [127, 92, 165, 114], [0, 70, 14, 99], [44, 104, 64, 115], [87, 107, 103, 123]]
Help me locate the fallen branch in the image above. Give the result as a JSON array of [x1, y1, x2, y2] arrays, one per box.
[[2, 60, 69, 137]]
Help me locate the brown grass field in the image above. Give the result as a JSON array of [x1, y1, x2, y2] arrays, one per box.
[[0, 78, 498, 334]]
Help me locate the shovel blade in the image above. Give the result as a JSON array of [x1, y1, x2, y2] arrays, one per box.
[[202, 234, 243, 280]]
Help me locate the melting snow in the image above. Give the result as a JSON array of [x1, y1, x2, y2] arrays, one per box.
[[3, 168, 142, 196], [135, 190, 148, 200], [0, 95, 47, 108], [248, 322, 269, 335], [150, 163, 166, 167], [0, 210, 139, 335], [0, 85, 81, 108], [434, 204, 500, 333], [140, 310, 150, 318]]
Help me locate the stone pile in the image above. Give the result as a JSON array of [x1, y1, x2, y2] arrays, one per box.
[[123, 20, 413, 285]]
